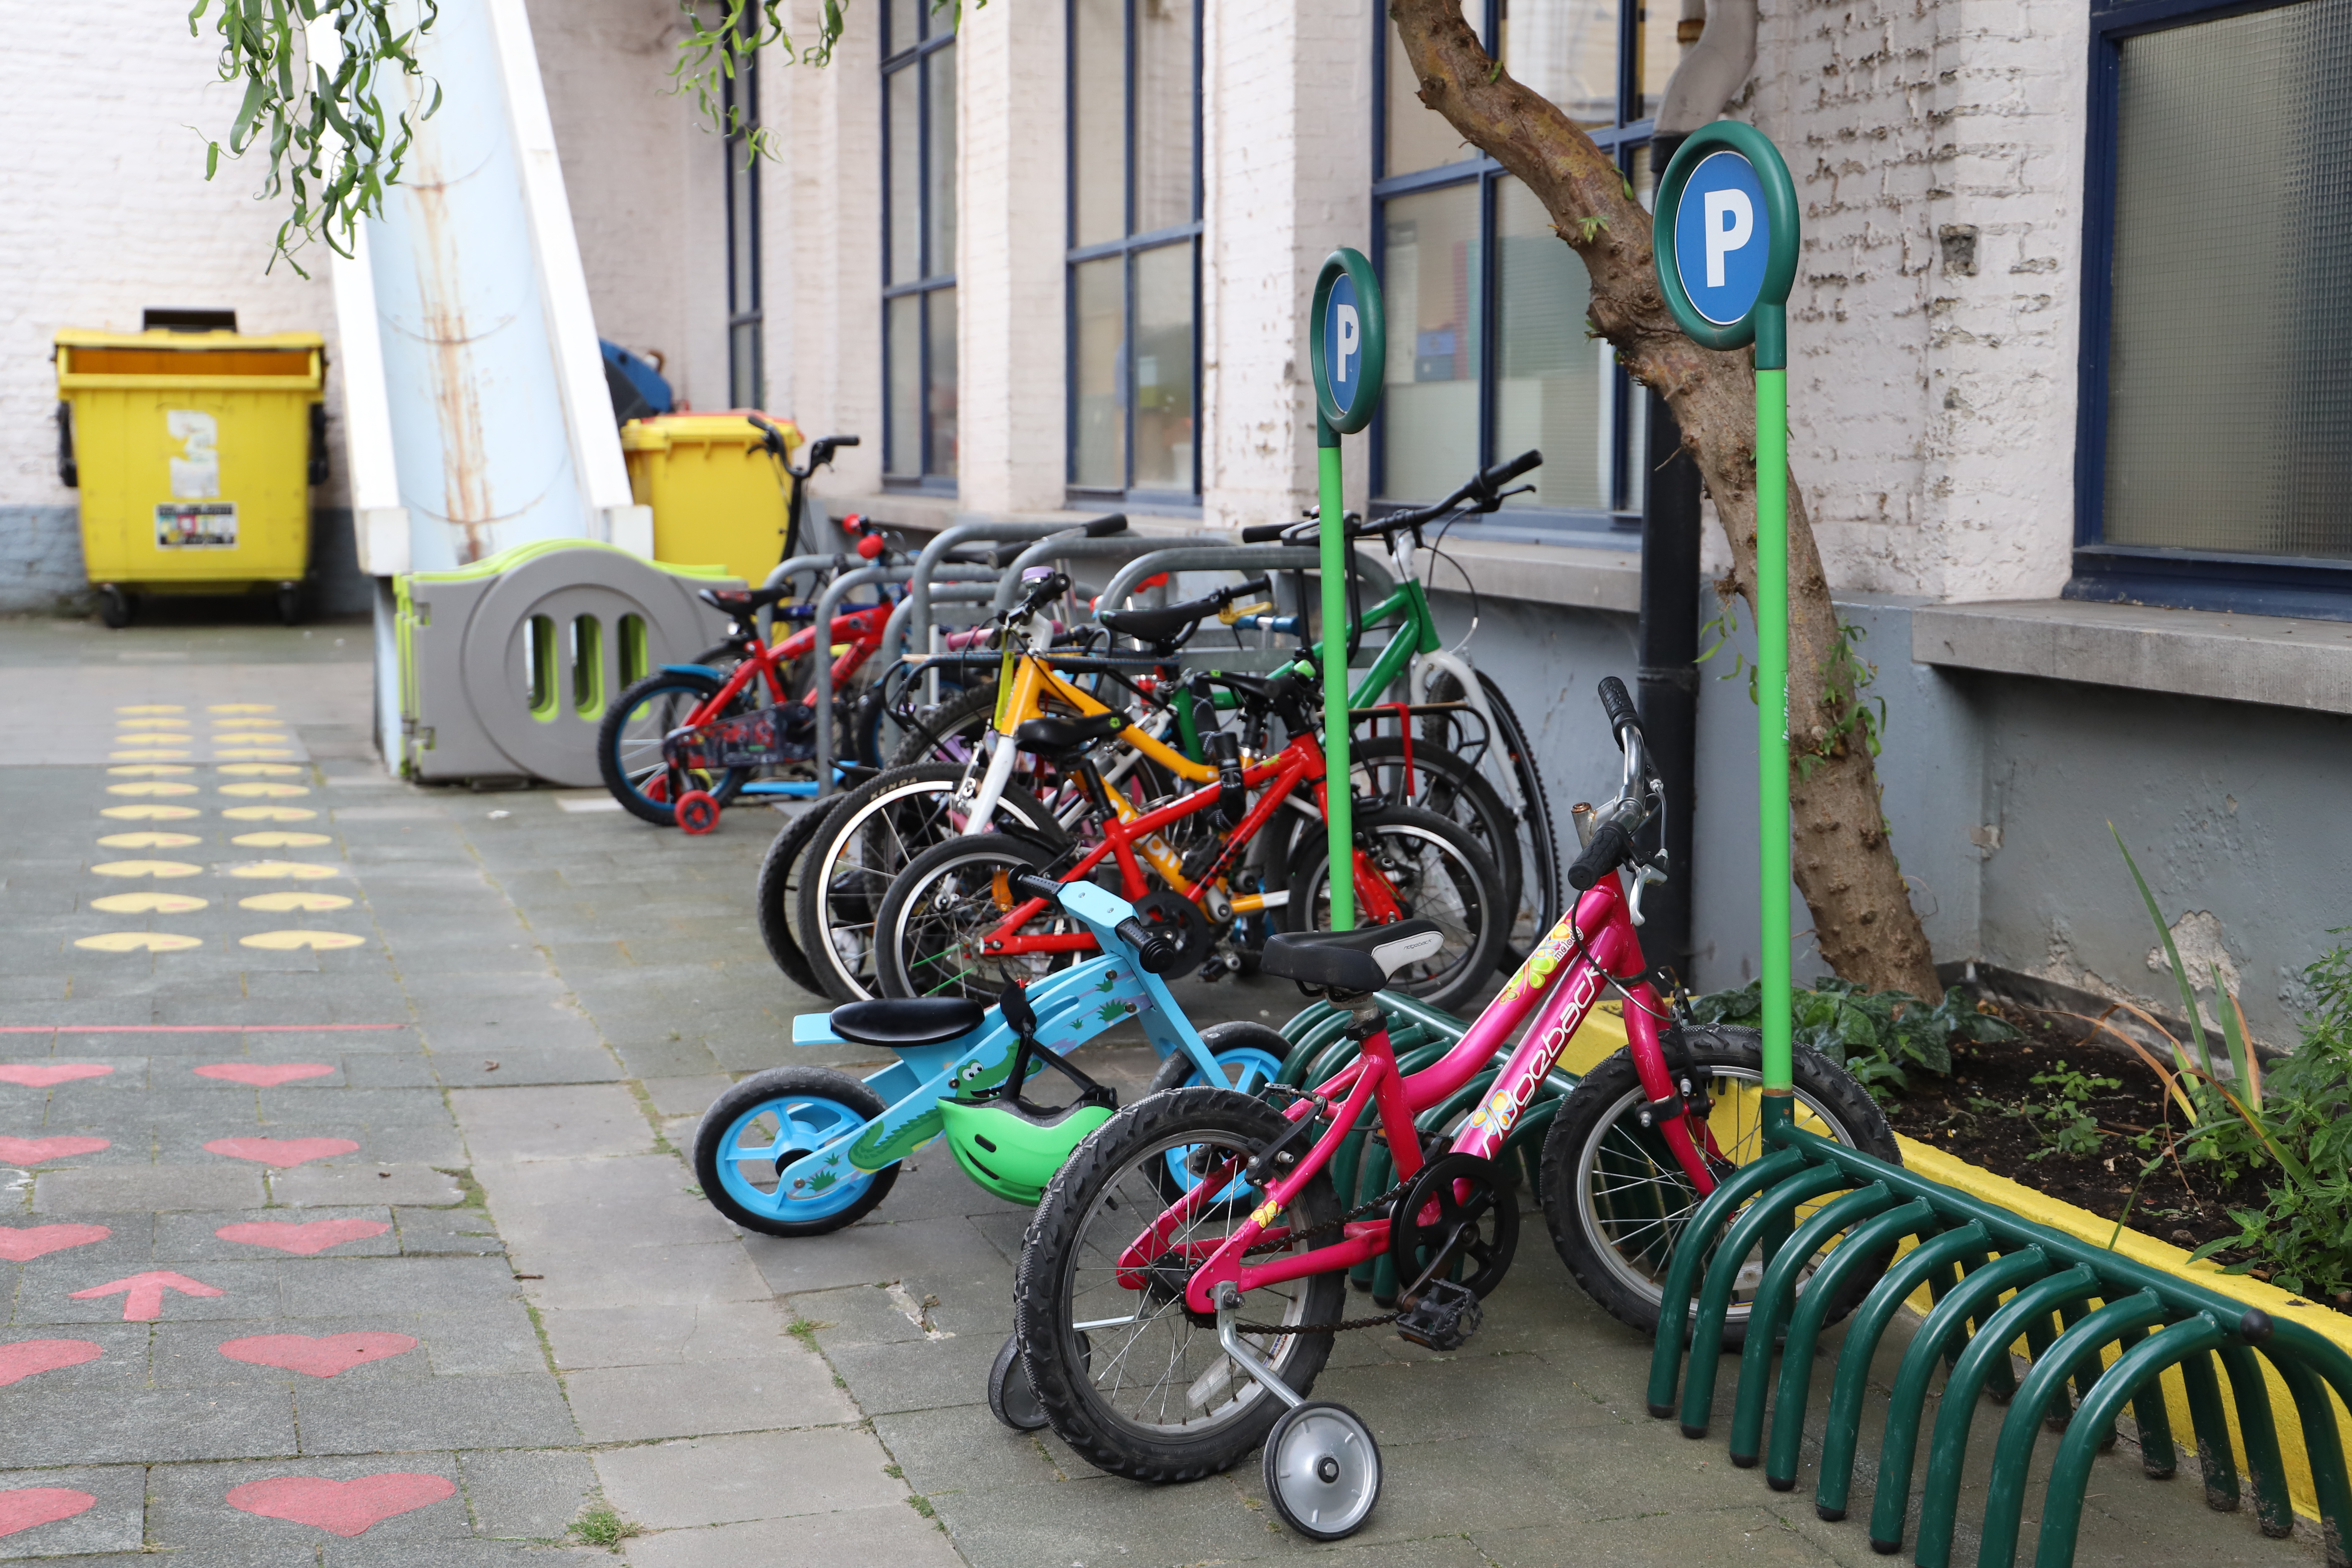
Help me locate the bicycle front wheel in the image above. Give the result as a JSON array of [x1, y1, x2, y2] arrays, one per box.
[[872, 833, 1079, 1000], [597, 670, 750, 827], [1014, 1087, 1344, 1482]]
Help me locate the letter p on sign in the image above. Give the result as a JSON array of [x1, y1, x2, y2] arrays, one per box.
[[1334, 305, 1359, 384], [1704, 190, 1754, 288]]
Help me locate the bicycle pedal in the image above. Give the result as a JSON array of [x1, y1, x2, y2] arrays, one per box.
[[1393, 1278, 1482, 1352]]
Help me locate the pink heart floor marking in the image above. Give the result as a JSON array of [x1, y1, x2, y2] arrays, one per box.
[[0, 1064, 112, 1088], [214, 1219, 388, 1256], [0, 1340, 103, 1389], [0, 1224, 110, 1262], [0, 1136, 109, 1166], [217, 1332, 418, 1379], [202, 1137, 359, 1167], [0, 1487, 96, 1540], [224, 1473, 455, 1537], [193, 1063, 333, 1087]]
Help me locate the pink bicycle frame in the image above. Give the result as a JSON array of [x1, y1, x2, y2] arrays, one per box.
[[1161, 870, 1722, 1315]]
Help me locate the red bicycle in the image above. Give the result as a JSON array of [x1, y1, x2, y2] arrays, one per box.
[[1011, 677, 1896, 1538]]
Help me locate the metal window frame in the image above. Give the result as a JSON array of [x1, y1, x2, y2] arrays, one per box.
[[723, 28, 763, 411], [1063, 0, 1206, 505], [1369, 0, 1654, 541], [883, 8, 960, 490], [2071, 0, 2352, 619]]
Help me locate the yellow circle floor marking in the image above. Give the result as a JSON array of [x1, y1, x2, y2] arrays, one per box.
[[108, 781, 198, 797], [117, 704, 186, 714], [222, 805, 314, 822], [92, 891, 209, 914], [228, 861, 339, 881], [240, 930, 365, 951], [213, 733, 288, 746], [109, 764, 194, 777], [117, 717, 191, 730], [209, 704, 277, 714], [240, 890, 353, 912], [220, 782, 310, 798], [110, 750, 192, 762], [98, 832, 201, 849], [218, 763, 303, 776], [215, 749, 296, 761], [232, 831, 331, 848], [93, 860, 204, 879], [77, 931, 204, 952], [213, 717, 287, 728], [103, 804, 201, 821]]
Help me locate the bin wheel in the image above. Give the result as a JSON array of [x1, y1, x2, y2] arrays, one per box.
[[676, 790, 720, 835], [97, 586, 132, 629], [275, 583, 303, 626]]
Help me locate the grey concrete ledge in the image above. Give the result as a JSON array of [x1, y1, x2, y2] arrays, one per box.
[[1913, 597, 2352, 716]]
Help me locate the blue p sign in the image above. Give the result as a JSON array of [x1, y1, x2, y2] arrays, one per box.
[[1310, 249, 1384, 434], [1672, 150, 1770, 328], [1326, 274, 1361, 392]]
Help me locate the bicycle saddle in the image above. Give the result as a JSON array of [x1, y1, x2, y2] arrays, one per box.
[[828, 997, 985, 1050], [698, 585, 793, 616], [1259, 919, 1445, 997], [1012, 712, 1125, 755]]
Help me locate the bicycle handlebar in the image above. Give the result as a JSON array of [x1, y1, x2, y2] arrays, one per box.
[[1566, 817, 1636, 892], [1565, 677, 1654, 891], [1006, 870, 1183, 975], [1597, 675, 1640, 744]]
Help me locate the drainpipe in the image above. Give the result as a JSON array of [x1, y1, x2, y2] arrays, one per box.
[[1638, 391, 1703, 981], [1647, 0, 1758, 177]]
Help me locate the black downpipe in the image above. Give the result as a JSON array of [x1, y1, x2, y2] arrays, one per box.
[[1637, 387, 1703, 981]]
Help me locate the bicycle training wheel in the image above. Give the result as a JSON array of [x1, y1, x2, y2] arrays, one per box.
[[1014, 1087, 1344, 1482], [1280, 804, 1508, 1014], [1537, 1024, 1897, 1347], [598, 669, 750, 828]]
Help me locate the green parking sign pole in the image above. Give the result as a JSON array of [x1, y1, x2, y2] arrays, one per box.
[[1308, 250, 1385, 930], [1653, 123, 1800, 1120]]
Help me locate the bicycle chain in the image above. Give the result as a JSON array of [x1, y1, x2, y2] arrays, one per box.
[[1229, 1173, 1410, 1338]]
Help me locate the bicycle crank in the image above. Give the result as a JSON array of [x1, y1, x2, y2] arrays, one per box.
[[1388, 1152, 1519, 1315]]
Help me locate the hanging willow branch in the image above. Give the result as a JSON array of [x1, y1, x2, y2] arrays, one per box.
[[188, 0, 441, 276], [670, 1, 847, 162]]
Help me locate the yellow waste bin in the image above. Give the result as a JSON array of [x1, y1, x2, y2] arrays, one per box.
[[56, 327, 326, 627], [621, 412, 801, 588]]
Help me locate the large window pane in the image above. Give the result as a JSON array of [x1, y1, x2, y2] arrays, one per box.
[[885, 295, 922, 476], [925, 46, 957, 278], [1072, 0, 1125, 247], [1494, 179, 1605, 510], [1072, 257, 1126, 488], [1134, 0, 1196, 235], [2105, 0, 2352, 560], [1132, 243, 1195, 489], [1502, 0, 1619, 127], [1385, 7, 1475, 177], [887, 0, 921, 54], [887, 69, 921, 285], [1637, 0, 1679, 119], [925, 289, 959, 478], [1380, 184, 1483, 501], [729, 148, 756, 314]]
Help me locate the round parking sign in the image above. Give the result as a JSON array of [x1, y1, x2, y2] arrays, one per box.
[[1653, 122, 1799, 358], [1310, 249, 1385, 435]]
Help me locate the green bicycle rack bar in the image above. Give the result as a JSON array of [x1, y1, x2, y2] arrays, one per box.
[[1646, 1119, 2352, 1568]]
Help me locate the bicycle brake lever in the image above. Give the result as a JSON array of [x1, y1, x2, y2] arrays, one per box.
[[1626, 857, 1668, 927]]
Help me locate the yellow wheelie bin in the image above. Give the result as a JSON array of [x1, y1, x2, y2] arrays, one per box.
[[55, 325, 326, 627], [620, 412, 801, 588]]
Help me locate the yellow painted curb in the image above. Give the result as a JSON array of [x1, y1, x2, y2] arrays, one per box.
[[1898, 1134, 2352, 1523], [101, 804, 200, 821], [91, 892, 208, 914], [222, 805, 315, 822], [116, 718, 189, 731], [110, 750, 191, 762], [239, 930, 365, 951], [240, 891, 352, 913], [209, 703, 276, 714], [75, 932, 202, 952]]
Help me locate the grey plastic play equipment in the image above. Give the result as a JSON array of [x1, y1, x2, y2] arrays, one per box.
[[397, 539, 740, 787]]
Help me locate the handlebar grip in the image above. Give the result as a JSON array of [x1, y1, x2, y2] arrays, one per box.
[[1597, 676, 1640, 742], [1009, 872, 1065, 905], [1479, 449, 1544, 492], [1114, 916, 1184, 975], [745, 413, 780, 435], [1566, 818, 1634, 892], [831, 434, 860, 448], [1238, 524, 1290, 544], [1083, 513, 1128, 537]]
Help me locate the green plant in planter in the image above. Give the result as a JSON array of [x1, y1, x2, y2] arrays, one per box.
[[2010, 1061, 2122, 1162], [1687, 977, 2017, 1103]]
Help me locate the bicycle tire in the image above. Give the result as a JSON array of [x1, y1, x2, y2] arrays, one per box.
[[752, 804, 833, 994], [1342, 735, 1522, 950], [597, 670, 751, 828], [1537, 1025, 1898, 1348], [1418, 669, 1563, 950], [871, 831, 1077, 1000], [692, 1065, 900, 1237], [888, 682, 998, 767], [1279, 804, 1510, 1014], [1015, 1087, 1344, 1482]]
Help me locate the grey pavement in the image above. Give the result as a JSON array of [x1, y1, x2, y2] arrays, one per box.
[[0, 614, 2324, 1567]]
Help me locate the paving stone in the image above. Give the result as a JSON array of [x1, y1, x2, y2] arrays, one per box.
[[150, 1315, 434, 1388], [296, 1372, 577, 1453], [394, 1205, 506, 1256], [452, 1084, 650, 1164], [270, 1162, 463, 1207], [608, 1039, 728, 1080], [0, 1321, 151, 1389], [596, 1427, 907, 1529], [475, 1156, 735, 1251], [743, 1214, 1012, 1298], [1475, 1507, 1841, 1567], [12, 1258, 280, 1327], [562, 1355, 858, 1442], [0, 1387, 297, 1465], [418, 1299, 548, 1376], [821, 1326, 1006, 1418], [639, 1076, 730, 1119], [157, 1207, 400, 1262], [619, 1504, 964, 1568], [431, 1046, 623, 1089], [34, 1164, 264, 1213], [538, 1301, 805, 1371], [145, 1452, 469, 1551], [515, 1242, 771, 1312], [457, 1447, 600, 1540], [0, 1463, 145, 1560], [276, 1255, 524, 1318], [926, 1472, 1278, 1568], [871, 1403, 1071, 1497]]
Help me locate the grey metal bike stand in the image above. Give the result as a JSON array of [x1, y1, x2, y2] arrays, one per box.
[[1092, 545, 1398, 676], [754, 550, 864, 646], [907, 516, 1127, 689], [989, 533, 1216, 613], [401, 541, 738, 789], [807, 562, 994, 797], [876, 582, 997, 760]]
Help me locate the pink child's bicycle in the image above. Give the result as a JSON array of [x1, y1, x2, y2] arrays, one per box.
[[1012, 678, 1897, 1539]]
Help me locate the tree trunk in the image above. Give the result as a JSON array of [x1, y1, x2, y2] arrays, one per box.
[[1389, 0, 1940, 1001]]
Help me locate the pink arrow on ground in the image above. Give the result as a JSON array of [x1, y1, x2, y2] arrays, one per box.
[[69, 1271, 224, 1321]]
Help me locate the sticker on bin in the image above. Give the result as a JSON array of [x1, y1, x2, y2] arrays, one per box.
[[155, 503, 237, 550]]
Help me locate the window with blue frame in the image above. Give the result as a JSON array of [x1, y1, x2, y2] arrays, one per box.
[[2078, 0, 2352, 614], [1067, 0, 1202, 501], [884, 0, 957, 485], [1373, 0, 1675, 529]]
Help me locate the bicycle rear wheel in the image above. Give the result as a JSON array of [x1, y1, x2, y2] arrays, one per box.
[[752, 804, 831, 994], [872, 832, 1078, 1000], [1420, 669, 1562, 954], [597, 670, 752, 827], [1280, 804, 1508, 1013]]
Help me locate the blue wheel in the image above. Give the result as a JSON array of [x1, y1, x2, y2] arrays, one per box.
[[598, 670, 753, 827], [692, 1066, 899, 1236], [1151, 1023, 1292, 1197]]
